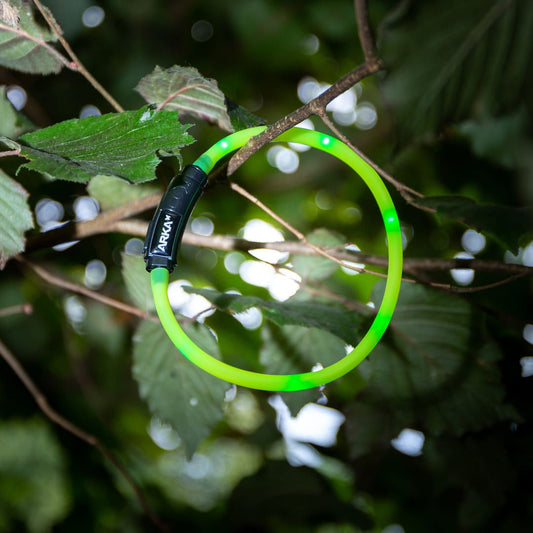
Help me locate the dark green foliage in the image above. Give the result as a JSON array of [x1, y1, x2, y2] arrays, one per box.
[[0, 0, 531, 531]]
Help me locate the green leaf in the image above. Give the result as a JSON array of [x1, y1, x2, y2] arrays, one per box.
[[456, 110, 528, 169], [425, 435, 515, 529], [135, 65, 233, 132], [0, 419, 70, 532], [260, 324, 349, 414], [419, 195, 533, 251], [132, 320, 229, 458], [185, 287, 365, 345], [365, 282, 519, 435], [121, 253, 153, 313], [380, 0, 533, 137], [291, 228, 346, 281], [227, 461, 372, 530], [0, 86, 34, 137], [344, 400, 411, 459], [6, 106, 193, 183], [0, 86, 16, 136], [87, 174, 160, 211], [0, 169, 34, 268], [225, 97, 266, 131], [0, 0, 66, 74]]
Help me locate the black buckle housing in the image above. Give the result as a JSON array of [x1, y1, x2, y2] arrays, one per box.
[[143, 164, 208, 272]]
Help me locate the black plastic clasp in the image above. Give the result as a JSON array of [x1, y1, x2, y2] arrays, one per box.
[[144, 164, 208, 272]]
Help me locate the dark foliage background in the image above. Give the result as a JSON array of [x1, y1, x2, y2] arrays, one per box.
[[0, 1, 532, 531]]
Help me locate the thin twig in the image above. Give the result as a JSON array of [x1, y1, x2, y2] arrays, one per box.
[[0, 148, 21, 158], [0, 303, 33, 317], [354, 0, 379, 64], [229, 181, 388, 279], [19, 258, 157, 322], [318, 111, 434, 211], [32, 0, 124, 112], [0, 336, 168, 531], [227, 62, 383, 176], [25, 209, 532, 277], [26, 193, 162, 252]]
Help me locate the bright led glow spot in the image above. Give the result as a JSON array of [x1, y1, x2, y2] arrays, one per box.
[[191, 216, 214, 236], [342, 243, 365, 275], [6, 85, 27, 110], [522, 241, 533, 267], [84, 259, 106, 289], [224, 251, 245, 274], [191, 20, 213, 42], [124, 237, 144, 256], [241, 219, 288, 263], [82, 6, 105, 28], [219, 140, 229, 150], [74, 196, 99, 221], [321, 136, 332, 147], [461, 229, 486, 254], [148, 416, 180, 451], [302, 34, 320, 55], [233, 307, 263, 330], [520, 357, 533, 377], [35, 198, 64, 227], [79, 104, 101, 118], [355, 102, 377, 130], [450, 251, 475, 286], [288, 118, 314, 152], [523, 324, 533, 345], [239, 260, 275, 288], [391, 428, 425, 456]]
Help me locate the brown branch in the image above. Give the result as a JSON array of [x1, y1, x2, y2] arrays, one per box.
[[32, 0, 124, 112], [229, 180, 388, 279], [26, 193, 162, 252], [354, 0, 379, 64], [19, 258, 157, 322], [0, 336, 168, 531], [24, 207, 532, 277], [226, 62, 382, 176], [0, 303, 33, 317], [318, 111, 434, 212], [0, 148, 21, 158]]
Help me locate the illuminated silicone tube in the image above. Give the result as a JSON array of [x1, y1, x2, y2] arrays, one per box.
[[149, 126, 403, 391]]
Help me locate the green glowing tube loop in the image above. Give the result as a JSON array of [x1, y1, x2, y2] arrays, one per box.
[[150, 126, 403, 391]]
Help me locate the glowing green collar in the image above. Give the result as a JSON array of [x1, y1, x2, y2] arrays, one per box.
[[145, 126, 402, 391]]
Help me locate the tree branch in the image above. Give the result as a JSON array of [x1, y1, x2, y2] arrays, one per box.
[[226, 62, 382, 176], [354, 0, 379, 64], [32, 0, 124, 112], [0, 336, 167, 531], [19, 258, 157, 322]]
